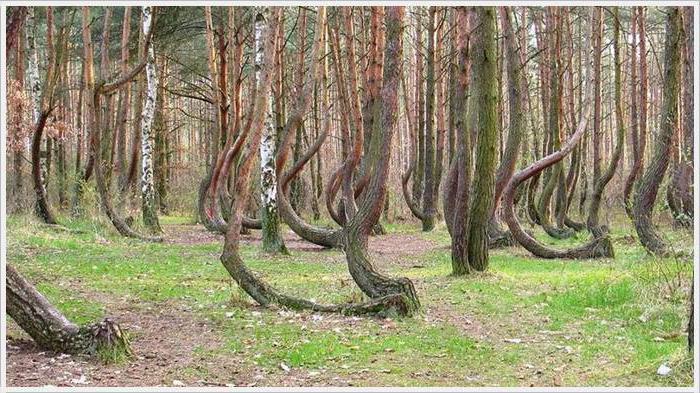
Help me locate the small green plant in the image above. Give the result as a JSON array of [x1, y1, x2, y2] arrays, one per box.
[[95, 330, 133, 365]]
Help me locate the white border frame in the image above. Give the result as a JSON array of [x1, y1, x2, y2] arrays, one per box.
[[0, 1, 698, 392]]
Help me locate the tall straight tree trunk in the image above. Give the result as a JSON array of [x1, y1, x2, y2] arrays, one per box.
[[11, 28, 26, 212], [259, 9, 288, 254], [623, 8, 641, 218], [587, 7, 603, 228], [465, 7, 499, 271], [433, 10, 446, 219], [667, 6, 694, 227], [450, 7, 499, 274], [115, 7, 132, 182], [120, 16, 145, 193], [421, 6, 437, 231], [57, 57, 68, 208], [633, 7, 682, 256], [154, 56, 169, 214], [289, 8, 308, 213], [140, 6, 161, 233]]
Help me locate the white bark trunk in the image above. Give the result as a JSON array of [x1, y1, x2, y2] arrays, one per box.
[[27, 7, 47, 191], [26, 8, 41, 123], [140, 6, 158, 218], [256, 11, 278, 219]]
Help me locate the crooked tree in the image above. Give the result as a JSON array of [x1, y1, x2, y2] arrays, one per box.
[[632, 7, 682, 257], [501, 6, 614, 260]]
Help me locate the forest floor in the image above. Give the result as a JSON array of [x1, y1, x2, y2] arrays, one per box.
[[5, 212, 695, 387]]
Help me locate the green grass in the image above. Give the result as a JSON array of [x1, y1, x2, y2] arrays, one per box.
[[5, 212, 694, 387]]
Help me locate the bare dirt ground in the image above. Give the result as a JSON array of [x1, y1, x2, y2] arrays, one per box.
[[6, 223, 440, 387]]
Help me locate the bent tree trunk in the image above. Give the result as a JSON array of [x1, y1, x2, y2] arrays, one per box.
[[632, 7, 682, 257], [80, 7, 161, 242], [7, 264, 130, 356], [220, 7, 409, 317], [401, 76, 425, 222], [277, 121, 343, 248], [28, 7, 58, 225], [501, 8, 614, 260], [341, 6, 419, 313], [537, 8, 573, 241], [31, 112, 59, 224], [586, 8, 624, 239], [274, 10, 344, 249], [489, 7, 525, 249]]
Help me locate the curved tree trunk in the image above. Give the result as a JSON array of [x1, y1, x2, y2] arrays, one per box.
[[79, 6, 161, 242], [31, 112, 58, 224], [502, 8, 614, 260], [536, 8, 573, 241], [412, 11, 425, 208], [7, 264, 131, 356], [401, 75, 425, 222], [489, 7, 525, 248], [273, 9, 344, 249], [632, 7, 682, 257], [219, 7, 410, 317], [28, 7, 58, 225], [586, 8, 625, 238], [341, 6, 419, 311]]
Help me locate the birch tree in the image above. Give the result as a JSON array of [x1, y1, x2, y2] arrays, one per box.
[[28, 7, 59, 224], [258, 9, 288, 254], [141, 5, 161, 233]]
